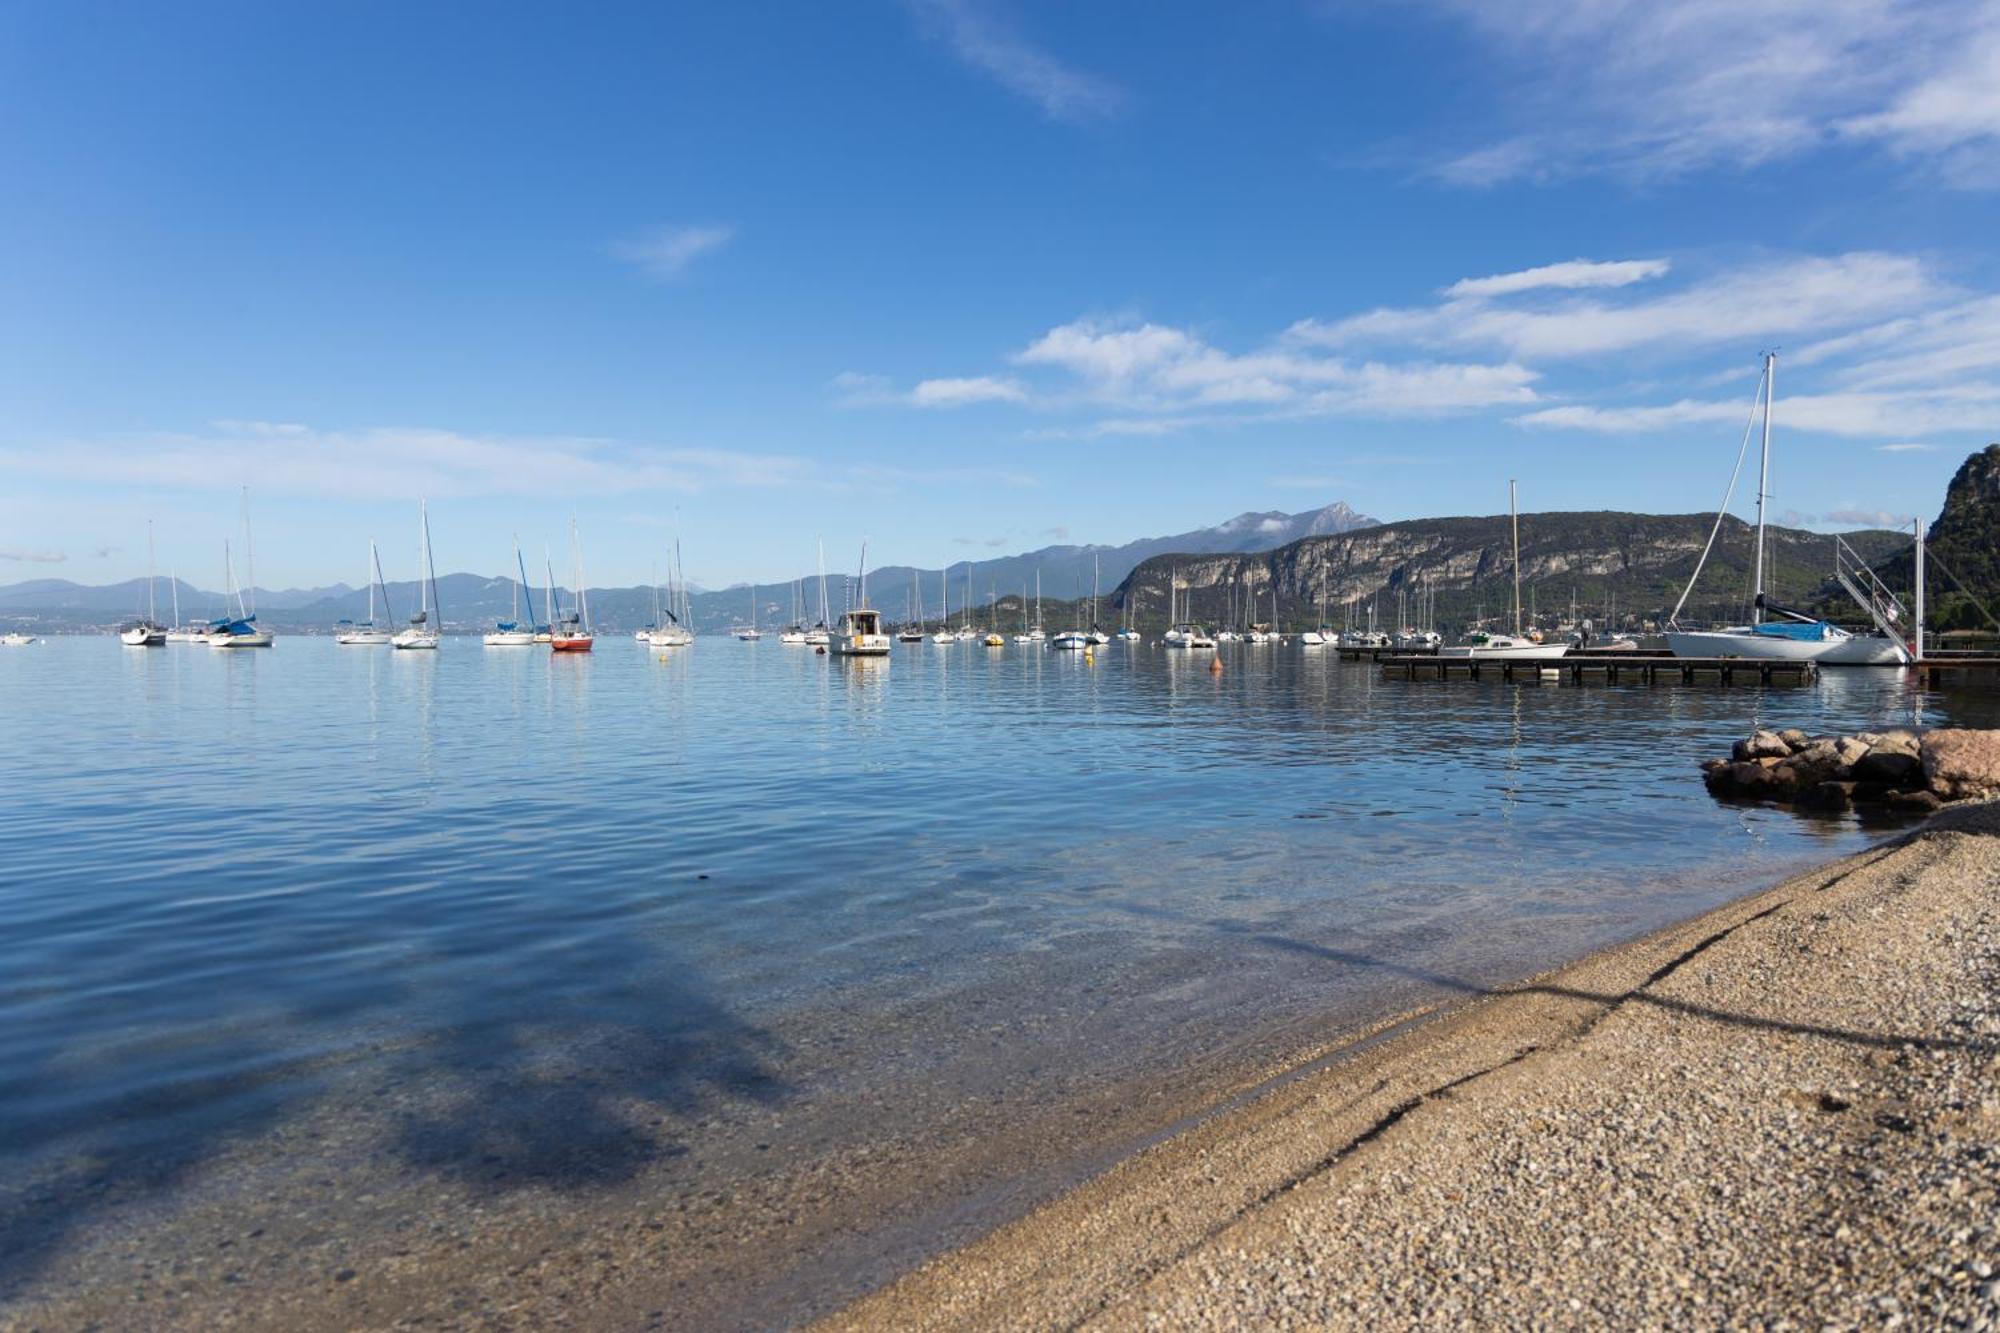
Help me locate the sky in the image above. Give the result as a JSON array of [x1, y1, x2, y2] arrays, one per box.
[[4, 0, 1999, 591]]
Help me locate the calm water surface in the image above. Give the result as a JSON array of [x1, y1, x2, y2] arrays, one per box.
[[2, 637, 1995, 1324]]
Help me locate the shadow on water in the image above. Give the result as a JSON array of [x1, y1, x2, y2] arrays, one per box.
[[0, 895, 788, 1300]]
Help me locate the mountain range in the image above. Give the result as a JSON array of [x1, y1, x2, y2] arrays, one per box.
[[0, 501, 1379, 632]]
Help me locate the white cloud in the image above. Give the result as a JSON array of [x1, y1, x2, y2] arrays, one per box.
[[1411, 0, 2000, 186], [0, 425, 828, 501], [1444, 258, 1671, 299], [1292, 252, 1940, 361], [0, 546, 65, 563], [1877, 442, 1939, 452], [1015, 320, 1200, 381], [611, 224, 734, 279], [1515, 386, 2000, 438], [908, 375, 1027, 407], [1823, 507, 1918, 528], [905, 0, 1124, 122]]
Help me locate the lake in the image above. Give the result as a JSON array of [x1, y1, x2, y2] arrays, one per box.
[[2, 636, 1994, 1327]]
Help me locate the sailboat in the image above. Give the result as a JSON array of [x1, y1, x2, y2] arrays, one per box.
[[337, 541, 396, 644], [1439, 482, 1567, 659], [1664, 352, 1910, 665], [1029, 569, 1047, 641], [648, 536, 696, 646], [800, 540, 832, 645], [1162, 566, 1214, 648], [550, 520, 595, 651], [484, 540, 539, 645], [983, 585, 1005, 646], [784, 580, 812, 643], [827, 543, 891, 656], [736, 583, 763, 641], [391, 500, 441, 649], [931, 566, 955, 643], [119, 521, 167, 645], [1118, 579, 1141, 642], [900, 577, 927, 643], [1085, 555, 1111, 644], [209, 493, 275, 648], [164, 570, 205, 641]]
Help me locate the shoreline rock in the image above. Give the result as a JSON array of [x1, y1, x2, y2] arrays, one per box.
[[1702, 726, 1991, 813]]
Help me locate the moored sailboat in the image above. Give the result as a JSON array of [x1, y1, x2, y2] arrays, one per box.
[[484, 540, 539, 645], [1664, 353, 1910, 666], [550, 520, 595, 652], [391, 500, 441, 650], [119, 521, 167, 645], [336, 541, 395, 644]]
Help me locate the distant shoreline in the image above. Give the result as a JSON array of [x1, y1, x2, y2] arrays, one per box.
[[824, 803, 2000, 1329]]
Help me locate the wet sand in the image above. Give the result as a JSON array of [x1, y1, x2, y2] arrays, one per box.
[[827, 801, 2000, 1330]]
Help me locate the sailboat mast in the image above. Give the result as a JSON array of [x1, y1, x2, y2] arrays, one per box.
[[367, 541, 377, 624], [146, 520, 157, 623], [1752, 351, 1774, 624], [171, 567, 180, 628], [1510, 479, 1522, 637]]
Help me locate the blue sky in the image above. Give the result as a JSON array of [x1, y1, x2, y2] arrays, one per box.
[[4, 0, 1999, 590]]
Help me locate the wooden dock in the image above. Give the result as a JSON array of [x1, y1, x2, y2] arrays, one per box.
[[1379, 654, 1819, 684], [1913, 656, 2000, 679]]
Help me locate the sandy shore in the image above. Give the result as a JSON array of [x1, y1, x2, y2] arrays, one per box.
[[826, 802, 2000, 1330]]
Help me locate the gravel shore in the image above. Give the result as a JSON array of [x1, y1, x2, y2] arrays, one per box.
[[827, 802, 2000, 1331]]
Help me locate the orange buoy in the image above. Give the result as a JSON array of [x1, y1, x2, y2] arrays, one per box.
[[1208, 657, 1223, 674]]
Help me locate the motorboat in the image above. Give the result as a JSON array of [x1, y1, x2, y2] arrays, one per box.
[[1437, 632, 1568, 660], [829, 607, 891, 656], [2, 632, 37, 645], [1050, 630, 1089, 650]]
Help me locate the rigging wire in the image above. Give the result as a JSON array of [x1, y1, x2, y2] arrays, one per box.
[[1667, 361, 1767, 628]]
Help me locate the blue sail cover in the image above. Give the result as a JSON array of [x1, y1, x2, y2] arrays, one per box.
[[1752, 620, 1835, 641]]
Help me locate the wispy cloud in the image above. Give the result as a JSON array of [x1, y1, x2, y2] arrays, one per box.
[[909, 375, 1028, 407], [855, 246, 2000, 447], [832, 371, 1029, 409], [1444, 258, 1671, 299], [0, 424, 829, 501], [1824, 507, 1918, 528], [1409, 0, 2000, 187], [0, 547, 65, 563], [610, 223, 734, 279], [1877, 442, 1939, 452], [1291, 252, 1939, 361], [905, 0, 1125, 121]]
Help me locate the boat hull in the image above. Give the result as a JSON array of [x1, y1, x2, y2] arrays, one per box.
[[483, 632, 537, 646], [550, 636, 595, 652], [1665, 629, 1908, 665], [209, 632, 274, 648], [1436, 642, 1569, 660]]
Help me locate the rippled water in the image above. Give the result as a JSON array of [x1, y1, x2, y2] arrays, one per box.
[[1, 636, 1994, 1324]]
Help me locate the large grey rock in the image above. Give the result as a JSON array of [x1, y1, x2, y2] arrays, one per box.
[[1853, 748, 1923, 787], [1922, 729, 2000, 801], [1733, 730, 1791, 762]]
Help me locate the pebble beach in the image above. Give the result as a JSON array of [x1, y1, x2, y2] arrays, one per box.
[[829, 799, 2000, 1330]]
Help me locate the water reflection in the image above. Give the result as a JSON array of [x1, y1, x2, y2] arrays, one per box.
[[0, 637, 1995, 1308]]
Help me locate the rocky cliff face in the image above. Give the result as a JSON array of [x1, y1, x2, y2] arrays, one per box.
[[1112, 511, 1906, 633], [1870, 443, 1999, 633]]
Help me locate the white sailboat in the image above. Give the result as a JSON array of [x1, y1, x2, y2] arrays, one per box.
[[209, 494, 275, 648], [801, 540, 832, 645], [648, 537, 695, 646], [1085, 555, 1111, 644], [1439, 482, 1567, 660], [119, 521, 167, 645], [784, 579, 812, 643], [484, 540, 538, 645], [736, 583, 763, 641], [392, 500, 442, 649], [336, 541, 395, 644], [931, 565, 955, 643], [1664, 353, 1910, 666]]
